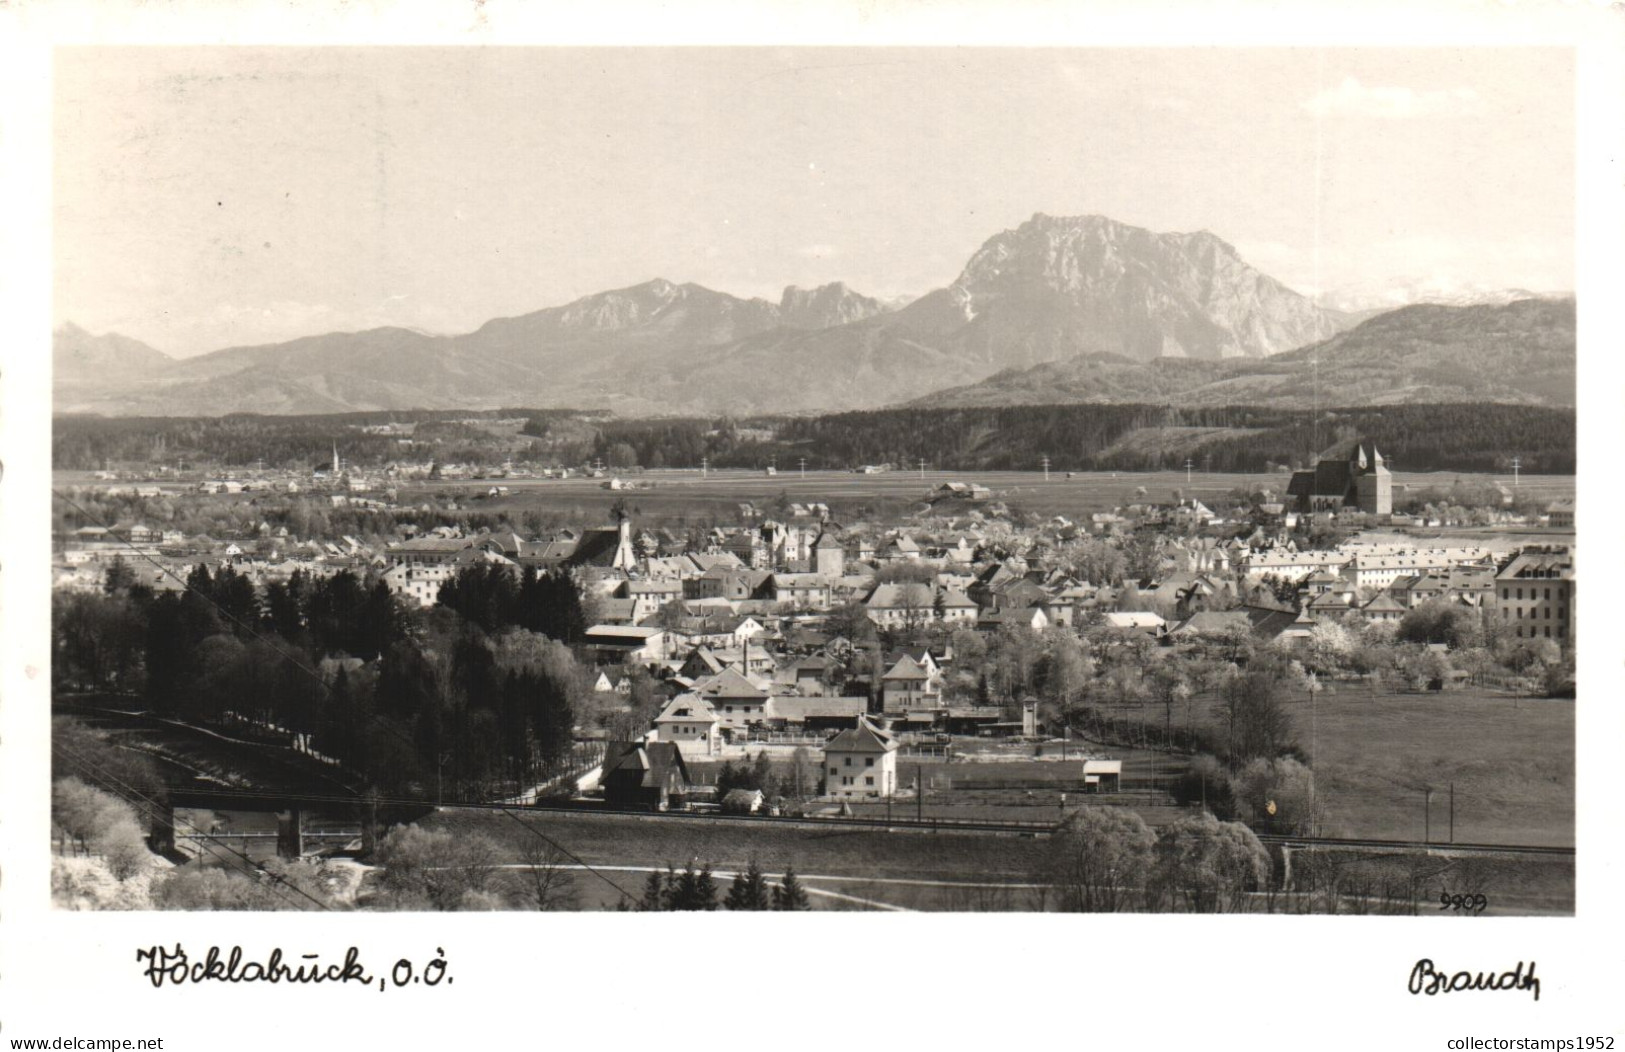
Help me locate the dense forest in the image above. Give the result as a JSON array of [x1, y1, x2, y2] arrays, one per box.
[[53, 561, 596, 801], [55, 402, 1575, 475], [582, 403, 1575, 475]]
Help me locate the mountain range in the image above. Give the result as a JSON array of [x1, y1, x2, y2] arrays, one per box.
[[53, 213, 1575, 417]]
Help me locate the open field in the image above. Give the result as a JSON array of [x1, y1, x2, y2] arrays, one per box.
[[423, 807, 1572, 913], [1296, 689, 1574, 847], [1094, 686, 1575, 847], [424, 806, 1056, 910], [391, 468, 1575, 523], [50, 466, 1577, 533]]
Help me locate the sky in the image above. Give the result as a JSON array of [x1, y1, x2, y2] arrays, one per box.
[[54, 46, 1575, 357]]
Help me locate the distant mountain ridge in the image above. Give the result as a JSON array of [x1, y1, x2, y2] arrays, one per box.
[[909, 297, 1576, 410], [53, 322, 172, 380], [54, 214, 1570, 416], [1316, 283, 1573, 315], [53, 323, 178, 411]]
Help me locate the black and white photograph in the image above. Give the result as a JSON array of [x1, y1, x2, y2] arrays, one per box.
[[3, 3, 1622, 1048]]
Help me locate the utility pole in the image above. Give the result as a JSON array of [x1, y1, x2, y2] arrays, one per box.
[[918, 458, 925, 481], [799, 456, 806, 480], [1309, 673, 1318, 836], [917, 764, 924, 822], [1511, 455, 1521, 488], [1041, 455, 1050, 482], [1185, 458, 1193, 485], [701, 456, 708, 479], [1449, 782, 1455, 843], [1312, 355, 1320, 457]]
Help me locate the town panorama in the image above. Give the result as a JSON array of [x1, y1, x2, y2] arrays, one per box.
[[48, 48, 1576, 915]]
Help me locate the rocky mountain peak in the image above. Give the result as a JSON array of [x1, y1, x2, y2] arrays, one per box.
[[944, 213, 1339, 359], [778, 282, 887, 329]]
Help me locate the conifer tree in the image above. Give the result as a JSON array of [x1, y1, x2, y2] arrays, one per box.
[[639, 869, 668, 911], [725, 859, 772, 911], [773, 865, 811, 911]]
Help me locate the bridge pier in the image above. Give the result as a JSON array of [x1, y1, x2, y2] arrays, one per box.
[[1268, 842, 1293, 890], [276, 808, 304, 860], [359, 797, 379, 856], [150, 799, 176, 855]]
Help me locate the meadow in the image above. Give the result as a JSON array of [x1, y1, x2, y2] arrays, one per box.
[[1090, 686, 1575, 847], [403, 468, 1576, 525]]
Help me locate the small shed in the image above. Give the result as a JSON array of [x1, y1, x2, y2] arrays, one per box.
[[1082, 759, 1122, 793], [720, 788, 765, 814]]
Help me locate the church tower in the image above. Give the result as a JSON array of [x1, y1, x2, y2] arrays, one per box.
[[813, 527, 845, 578], [1353, 441, 1392, 516]]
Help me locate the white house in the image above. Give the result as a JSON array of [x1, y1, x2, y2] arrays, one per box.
[[1102, 611, 1167, 633], [625, 578, 684, 622], [864, 582, 976, 627], [880, 655, 941, 713], [654, 694, 721, 757], [771, 572, 833, 610], [823, 718, 899, 799], [382, 563, 454, 607]]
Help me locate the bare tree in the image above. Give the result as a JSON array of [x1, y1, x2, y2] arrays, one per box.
[[510, 837, 579, 911], [1218, 662, 1295, 764]]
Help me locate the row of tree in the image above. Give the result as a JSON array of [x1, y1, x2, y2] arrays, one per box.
[[54, 407, 588, 472], [625, 859, 811, 911]]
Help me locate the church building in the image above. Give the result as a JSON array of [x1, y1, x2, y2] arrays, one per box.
[[1288, 440, 1392, 516]]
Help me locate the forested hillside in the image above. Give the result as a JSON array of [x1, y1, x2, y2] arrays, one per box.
[[55, 403, 1575, 476], [729, 404, 1574, 474]]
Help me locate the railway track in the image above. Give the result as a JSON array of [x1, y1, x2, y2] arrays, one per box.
[[160, 785, 1575, 858]]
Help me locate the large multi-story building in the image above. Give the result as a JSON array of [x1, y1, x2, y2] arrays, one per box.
[[1339, 548, 1495, 590], [1239, 549, 1348, 581], [1494, 546, 1575, 646]]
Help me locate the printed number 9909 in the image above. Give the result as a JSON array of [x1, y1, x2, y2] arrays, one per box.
[[1439, 892, 1488, 913]]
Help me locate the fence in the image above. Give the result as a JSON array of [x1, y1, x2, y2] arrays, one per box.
[[743, 733, 831, 747]]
